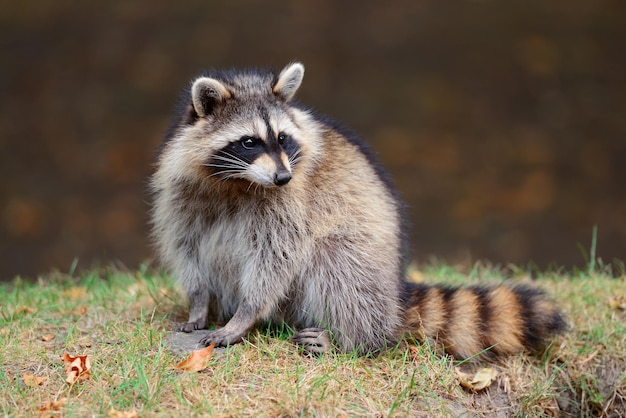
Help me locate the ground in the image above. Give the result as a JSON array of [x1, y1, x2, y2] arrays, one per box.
[[0, 264, 624, 416]]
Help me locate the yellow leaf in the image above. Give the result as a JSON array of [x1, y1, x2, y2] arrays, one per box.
[[23, 373, 47, 387], [406, 264, 424, 283], [456, 367, 498, 391], [61, 287, 87, 301], [14, 306, 35, 315], [175, 343, 216, 372], [608, 296, 626, 311], [107, 408, 139, 418]]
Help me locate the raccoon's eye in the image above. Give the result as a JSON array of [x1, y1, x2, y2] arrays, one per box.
[[240, 137, 258, 149], [277, 133, 287, 145]]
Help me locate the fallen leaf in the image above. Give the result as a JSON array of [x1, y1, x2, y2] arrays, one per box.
[[14, 306, 35, 315], [23, 373, 47, 387], [41, 334, 55, 342], [38, 397, 67, 417], [608, 296, 626, 311], [61, 287, 87, 301], [456, 367, 498, 391], [62, 353, 91, 384], [407, 345, 425, 363], [107, 408, 139, 418], [175, 343, 216, 372]]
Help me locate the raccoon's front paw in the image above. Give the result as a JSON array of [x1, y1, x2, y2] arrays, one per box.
[[292, 327, 332, 354], [199, 328, 243, 347], [175, 320, 207, 333]]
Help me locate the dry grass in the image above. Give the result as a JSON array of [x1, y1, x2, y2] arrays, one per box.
[[1, 264, 625, 417]]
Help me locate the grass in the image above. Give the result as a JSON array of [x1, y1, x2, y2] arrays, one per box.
[[1, 264, 625, 417]]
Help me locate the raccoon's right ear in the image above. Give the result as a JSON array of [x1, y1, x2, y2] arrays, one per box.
[[191, 77, 232, 117]]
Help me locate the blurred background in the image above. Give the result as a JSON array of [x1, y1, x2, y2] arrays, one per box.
[[1, 1, 625, 280]]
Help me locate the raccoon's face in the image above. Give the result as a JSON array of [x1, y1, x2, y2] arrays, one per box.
[[175, 62, 311, 189], [203, 109, 303, 187]]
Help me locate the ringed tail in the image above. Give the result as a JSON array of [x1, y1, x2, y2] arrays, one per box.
[[401, 282, 567, 360]]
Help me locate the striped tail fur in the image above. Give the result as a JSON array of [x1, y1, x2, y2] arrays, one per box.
[[401, 282, 567, 360]]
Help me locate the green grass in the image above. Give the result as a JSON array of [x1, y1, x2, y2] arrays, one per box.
[[1, 264, 625, 416]]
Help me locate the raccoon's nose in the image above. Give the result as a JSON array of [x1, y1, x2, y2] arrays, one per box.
[[274, 171, 292, 186]]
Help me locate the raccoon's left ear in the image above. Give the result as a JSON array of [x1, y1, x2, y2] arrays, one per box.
[[273, 63, 304, 101]]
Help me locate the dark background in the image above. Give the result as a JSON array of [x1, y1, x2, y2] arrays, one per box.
[[1, 1, 625, 280]]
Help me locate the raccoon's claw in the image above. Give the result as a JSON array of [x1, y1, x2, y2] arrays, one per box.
[[175, 320, 206, 333], [199, 328, 243, 347], [292, 327, 332, 354]]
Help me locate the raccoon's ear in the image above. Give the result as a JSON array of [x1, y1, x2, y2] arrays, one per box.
[[191, 77, 232, 117], [273, 63, 304, 101]]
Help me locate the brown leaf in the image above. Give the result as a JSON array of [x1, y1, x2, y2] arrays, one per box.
[[107, 408, 139, 418], [38, 397, 67, 417], [23, 373, 47, 387], [62, 353, 91, 384], [41, 334, 55, 342], [407, 345, 423, 363], [456, 367, 498, 391], [175, 343, 216, 372]]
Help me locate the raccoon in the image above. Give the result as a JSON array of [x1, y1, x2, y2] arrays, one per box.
[[151, 62, 566, 359]]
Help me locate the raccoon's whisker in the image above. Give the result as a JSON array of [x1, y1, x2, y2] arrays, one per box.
[[204, 164, 241, 170], [214, 152, 250, 167], [288, 149, 302, 162], [205, 169, 246, 183], [203, 160, 248, 180], [205, 168, 243, 176], [290, 156, 303, 166], [209, 160, 248, 173], [206, 161, 248, 171], [288, 150, 303, 167], [205, 165, 245, 174], [210, 157, 247, 168]]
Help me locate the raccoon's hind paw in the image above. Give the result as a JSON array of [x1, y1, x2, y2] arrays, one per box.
[[175, 320, 207, 333], [292, 328, 332, 354]]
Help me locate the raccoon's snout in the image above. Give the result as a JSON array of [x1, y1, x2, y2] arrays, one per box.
[[274, 171, 292, 186]]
